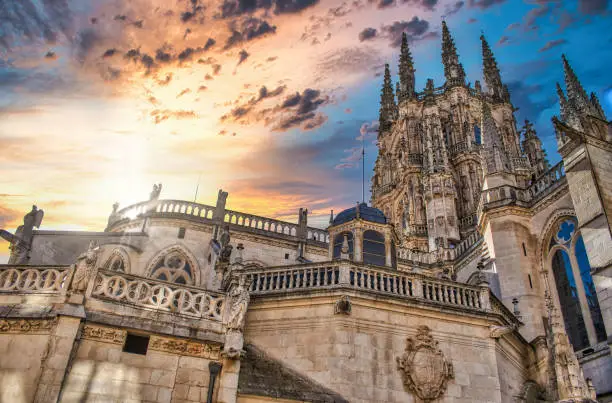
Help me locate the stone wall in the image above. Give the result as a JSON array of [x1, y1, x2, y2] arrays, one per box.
[[245, 291, 515, 403]]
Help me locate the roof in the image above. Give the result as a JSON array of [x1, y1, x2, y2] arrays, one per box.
[[332, 203, 386, 226]]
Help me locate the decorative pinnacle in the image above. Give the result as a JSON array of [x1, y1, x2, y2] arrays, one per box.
[[562, 54, 592, 115], [378, 63, 397, 134], [441, 21, 465, 86], [480, 33, 505, 101], [590, 92, 607, 120], [556, 82, 570, 122], [398, 32, 416, 101]]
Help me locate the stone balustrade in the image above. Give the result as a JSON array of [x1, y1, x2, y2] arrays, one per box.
[[448, 141, 468, 157], [511, 156, 530, 171], [90, 270, 225, 321], [406, 153, 423, 166], [528, 161, 565, 201], [243, 261, 490, 313], [458, 214, 477, 231], [0, 265, 72, 294], [407, 224, 428, 237], [107, 199, 329, 245]]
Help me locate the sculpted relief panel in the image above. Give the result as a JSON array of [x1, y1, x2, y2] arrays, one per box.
[[396, 325, 454, 402]]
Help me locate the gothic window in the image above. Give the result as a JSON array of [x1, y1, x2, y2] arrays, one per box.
[[547, 218, 607, 351], [473, 125, 482, 145], [103, 249, 129, 273], [333, 232, 354, 260], [149, 248, 195, 285], [363, 230, 386, 267]]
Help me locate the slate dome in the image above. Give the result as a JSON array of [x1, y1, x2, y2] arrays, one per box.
[[332, 203, 386, 226]]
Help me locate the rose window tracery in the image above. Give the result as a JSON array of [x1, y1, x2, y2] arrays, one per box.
[[150, 250, 194, 285]]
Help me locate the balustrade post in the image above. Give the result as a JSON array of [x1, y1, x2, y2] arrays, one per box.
[[479, 287, 491, 311], [412, 276, 423, 298], [338, 263, 351, 286]]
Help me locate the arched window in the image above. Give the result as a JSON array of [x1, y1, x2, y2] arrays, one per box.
[[333, 232, 353, 260], [363, 230, 385, 266], [473, 125, 482, 145], [103, 249, 129, 273], [547, 218, 607, 351], [149, 248, 195, 285]]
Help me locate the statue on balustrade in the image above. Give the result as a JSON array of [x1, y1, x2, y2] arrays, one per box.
[[149, 183, 162, 201], [0, 205, 44, 264], [223, 274, 251, 358], [219, 224, 233, 263], [69, 241, 100, 294]]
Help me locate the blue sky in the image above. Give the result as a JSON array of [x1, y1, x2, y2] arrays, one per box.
[[0, 0, 611, 261]]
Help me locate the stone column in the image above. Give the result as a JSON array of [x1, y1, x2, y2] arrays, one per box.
[[216, 358, 240, 403], [34, 315, 82, 403], [354, 228, 363, 263], [384, 234, 392, 267]]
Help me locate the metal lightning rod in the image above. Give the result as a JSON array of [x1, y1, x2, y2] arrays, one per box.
[[193, 173, 202, 203], [362, 133, 365, 204]]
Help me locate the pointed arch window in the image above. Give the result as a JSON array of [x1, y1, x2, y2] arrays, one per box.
[[104, 249, 129, 273], [548, 218, 607, 351], [473, 125, 482, 145], [150, 249, 195, 285]]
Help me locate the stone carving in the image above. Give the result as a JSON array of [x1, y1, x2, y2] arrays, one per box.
[[150, 183, 163, 201], [70, 241, 100, 293], [489, 324, 516, 339], [334, 296, 351, 315], [149, 336, 221, 359], [1, 205, 44, 264], [219, 224, 233, 263], [0, 318, 56, 333], [82, 325, 126, 344], [107, 202, 120, 228], [397, 325, 454, 402], [223, 275, 252, 358]]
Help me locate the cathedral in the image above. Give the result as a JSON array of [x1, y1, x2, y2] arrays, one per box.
[[1, 22, 611, 403]]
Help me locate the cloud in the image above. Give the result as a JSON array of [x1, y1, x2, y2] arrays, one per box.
[[0, 205, 22, 229], [44, 51, 57, 60], [497, 35, 510, 46], [443, 1, 465, 16], [467, 17, 478, 23], [381, 17, 433, 47], [357, 120, 379, 141], [224, 17, 277, 49], [219, 0, 319, 17], [358, 28, 378, 42], [539, 39, 567, 52], [237, 49, 250, 65], [467, 0, 506, 9], [377, 0, 396, 9], [579, 0, 609, 14], [506, 80, 558, 125], [150, 109, 198, 124]]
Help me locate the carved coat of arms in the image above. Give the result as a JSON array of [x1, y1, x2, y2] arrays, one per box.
[[396, 325, 454, 402]]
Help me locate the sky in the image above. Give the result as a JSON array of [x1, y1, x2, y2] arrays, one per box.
[[1, 0, 611, 262]]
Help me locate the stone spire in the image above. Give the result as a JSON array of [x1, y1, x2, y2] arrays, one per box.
[[480, 34, 506, 102], [556, 82, 582, 131], [378, 63, 397, 135], [398, 32, 416, 102], [521, 120, 549, 178], [562, 54, 594, 116], [441, 21, 465, 87], [590, 91, 607, 120], [481, 101, 508, 174]]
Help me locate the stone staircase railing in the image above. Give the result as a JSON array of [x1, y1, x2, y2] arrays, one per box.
[[242, 261, 490, 313], [107, 199, 329, 245], [90, 269, 225, 321], [0, 265, 72, 294]]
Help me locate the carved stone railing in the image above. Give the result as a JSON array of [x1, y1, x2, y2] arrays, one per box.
[[407, 224, 428, 237], [452, 231, 481, 260], [511, 156, 530, 171], [448, 141, 468, 157], [243, 261, 490, 312], [90, 270, 225, 321], [372, 182, 396, 199], [528, 161, 565, 202], [0, 265, 72, 294], [107, 199, 329, 245], [458, 214, 477, 231], [406, 153, 423, 166]]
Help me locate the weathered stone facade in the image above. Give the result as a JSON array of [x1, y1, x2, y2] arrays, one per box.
[[1, 23, 611, 403]]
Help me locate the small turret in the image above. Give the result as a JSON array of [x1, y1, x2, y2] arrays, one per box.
[[398, 32, 416, 102], [378, 63, 397, 135], [441, 21, 466, 87], [480, 34, 506, 102], [520, 120, 549, 178], [562, 54, 597, 117]]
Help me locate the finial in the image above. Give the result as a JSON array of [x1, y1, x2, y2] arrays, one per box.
[[329, 209, 334, 225], [441, 21, 465, 87]]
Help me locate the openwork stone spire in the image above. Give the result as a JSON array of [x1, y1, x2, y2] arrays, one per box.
[[562, 54, 594, 116], [481, 101, 508, 174], [398, 32, 416, 102], [521, 120, 549, 177], [590, 92, 607, 120], [378, 63, 397, 134], [556, 82, 582, 131], [480, 34, 506, 102], [441, 21, 465, 87]]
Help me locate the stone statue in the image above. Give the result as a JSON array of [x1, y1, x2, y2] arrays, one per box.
[[70, 241, 100, 294], [219, 224, 233, 263], [1, 205, 44, 264], [149, 183, 162, 201], [107, 202, 120, 228], [227, 275, 250, 332]]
